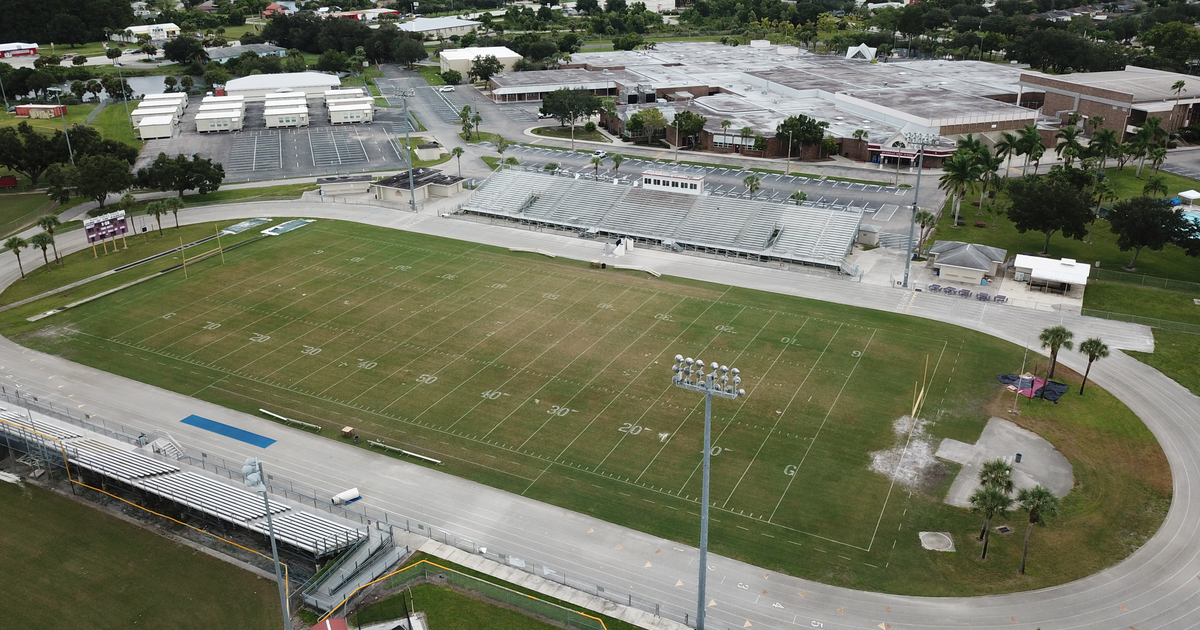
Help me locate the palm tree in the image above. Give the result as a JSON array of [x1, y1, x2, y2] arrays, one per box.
[[1149, 146, 1167, 175], [1088, 178, 1117, 243], [1039, 325, 1074, 379], [610, 154, 624, 174], [969, 484, 1013, 560], [1089, 129, 1120, 171], [979, 459, 1015, 494], [790, 190, 808, 205], [544, 161, 559, 174], [743, 174, 762, 197], [939, 151, 981, 225], [451, 146, 464, 177], [956, 133, 982, 155], [1078, 337, 1109, 395], [1016, 485, 1060, 574], [1055, 125, 1082, 167], [36, 215, 62, 265], [1017, 124, 1041, 176], [5, 236, 28, 279], [853, 128, 868, 142], [1143, 174, 1168, 198], [471, 112, 483, 140], [162, 196, 184, 229], [1116, 142, 1134, 171], [720, 119, 731, 146], [589, 155, 603, 179], [1132, 126, 1155, 178], [146, 200, 166, 236], [29, 232, 54, 269], [972, 146, 1003, 215], [914, 209, 937, 252], [1087, 115, 1105, 134], [1170, 80, 1186, 141], [1028, 141, 1046, 175], [995, 131, 1018, 178], [739, 126, 753, 149]]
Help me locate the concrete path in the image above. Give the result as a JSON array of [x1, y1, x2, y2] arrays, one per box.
[[0, 198, 1197, 630]]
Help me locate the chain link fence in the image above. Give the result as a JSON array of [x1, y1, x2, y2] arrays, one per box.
[[1093, 268, 1200, 293], [1081, 308, 1200, 334]]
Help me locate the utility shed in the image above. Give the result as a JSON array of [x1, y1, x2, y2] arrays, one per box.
[[1013, 255, 1090, 294], [927, 241, 1007, 285], [15, 104, 66, 118], [263, 107, 309, 128], [195, 111, 243, 132], [328, 103, 373, 124], [136, 115, 175, 140]]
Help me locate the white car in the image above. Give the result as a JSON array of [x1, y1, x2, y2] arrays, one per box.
[[593, 150, 607, 158], [438, 86, 455, 92]]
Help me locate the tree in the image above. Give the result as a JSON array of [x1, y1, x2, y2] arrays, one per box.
[[0, 122, 67, 185], [106, 47, 122, 65], [969, 485, 1012, 560], [72, 55, 88, 66], [36, 215, 62, 265], [1006, 176, 1092, 254], [1089, 129, 1120, 172], [589, 155, 603, 178], [70, 80, 87, 101], [440, 70, 462, 85], [1016, 124, 1042, 176], [136, 153, 226, 198], [1143, 174, 1168, 198], [160, 196, 183, 229], [544, 162, 559, 174], [316, 50, 349, 73], [914, 209, 937, 252], [1039, 325, 1075, 379], [1078, 337, 1109, 395], [460, 106, 474, 140], [29, 231, 54, 270], [1107, 196, 1197, 269], [978, 459, 1015, 494], [503, 156, 519, 167], [5, 236, 28, 279], [539, 89, 601, 150], [790, 190, 808, 205], [776, 115, 828, 161], [140, 42, 158, 59], [640, 108, 667, 144], [85, 79, 104, 101], [180, 75, 194, 92], [146, 200, 167, 236], [451, 146, 464, 177], [611, 154, 624, 174], [203, 66, 231, 87], [1016, 485, 1060, 574], [743, 174, 762, 197], [671, 110, 707, 154], [939, 151, 982, 224], [972, 146, 1003, 214], [468, 55, 504, 83], [611, 33, 645, 51], [394, 38, 427, 68], [720, 119, 731, 145], [163, 75, 178, 93], [496, 135, 509, 158], [163, 37, 207, 64], [471, 113, 483, 140], [1171, 80, 1187, 138], [1054, 125, 1082, 168], [75, 154, 133, 208]]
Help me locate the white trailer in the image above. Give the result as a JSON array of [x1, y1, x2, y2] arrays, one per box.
[[141, 92, 188, 109], [194, 111, 243, 133], [324, 96, 374, 108], [134, 100, 183, 117], [201, 95, 245, 106], [135, 115, 175, 140], [324, 88, 363, 103], [264, 91, 306, 102], [331, 487, 360, 505], [263, 98, 307, 109], [328, 103, 373, 124], [197, 103, 245, 113], [263, 107, 309, 128], [131, 107, 179, 126]]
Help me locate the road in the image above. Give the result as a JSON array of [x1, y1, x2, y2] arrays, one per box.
[[1, 196, 1198, 630]]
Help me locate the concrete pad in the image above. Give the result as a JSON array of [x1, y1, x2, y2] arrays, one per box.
[[937, 417, 1074, 508], [919, 532, 956, 552]]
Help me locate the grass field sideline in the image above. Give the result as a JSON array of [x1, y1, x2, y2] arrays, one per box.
[[0, 482, 281, 629], [1, 219, 1167, 596]]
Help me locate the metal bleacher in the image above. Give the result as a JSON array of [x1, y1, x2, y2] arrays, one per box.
[[463, 170, 862, 268], [251, 511, 363, 557], [74, 447, 180, 480], [134, 471, 290, 523]]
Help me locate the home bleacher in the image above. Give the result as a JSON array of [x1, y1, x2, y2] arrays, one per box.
[[462, 170, 862, 268]]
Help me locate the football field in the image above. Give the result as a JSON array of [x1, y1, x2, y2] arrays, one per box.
[[24, 220, 1024, 581]]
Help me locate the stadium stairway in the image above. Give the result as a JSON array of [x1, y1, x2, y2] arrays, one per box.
[[302, 524, 409, 612]]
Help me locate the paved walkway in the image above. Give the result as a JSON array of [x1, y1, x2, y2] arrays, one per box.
[[0, 198, 1197, 630]]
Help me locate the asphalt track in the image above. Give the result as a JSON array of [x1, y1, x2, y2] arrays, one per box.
[[1, 200, 1197, 630]]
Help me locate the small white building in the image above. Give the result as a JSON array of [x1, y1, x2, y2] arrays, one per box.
[[131, 106, 179, 125], [398, 17, 480, 39], [328, 103, 373, 124], [264, 98, 307, 109], [324, 88, 364, 103], [324, 96, 373, 108], [194, 111, 243, 132], [439, 46, 522, 75], [0, 42, 38, 57], [142, 92, 188, 108], [926, 241, 1007, 285], [264, 91, 307, 102], [134, 100, 183, 117], [1013, 255, 1091, 295], [263, 107, 309, 128], [197, 103, 245, 113], [641, 171, 704, 195], [136, 115, 175, 140], [225, 72, 340, 101], [113, 23, 180, 42], [201, 95, 245, 106]]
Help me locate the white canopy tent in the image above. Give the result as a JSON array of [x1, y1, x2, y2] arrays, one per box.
[[1178, 189, 1200, 205]]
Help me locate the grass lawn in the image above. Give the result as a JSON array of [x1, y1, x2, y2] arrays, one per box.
[[0, 482, 282, 630], [0, 104, 98, 134], [1103, 166, 1198, 200], [531, 125, 612, 143], [460, 131, 504, 145], [0, 192, 55, 237], [481, 155, 501, 170], [417, 65, 447, 85], [340, 67, 383, 96], [88, 102, 141, 147], [1, 220, 1168, 596], [115, 183, 318, 219], [1127, 330, 1200, 396]]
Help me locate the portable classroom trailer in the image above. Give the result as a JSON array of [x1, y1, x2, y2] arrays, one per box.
[[324, 88, 364, 102], [14, 104, 66, 118], [134, 100, 184, 117], [194, 111, 243, 133], [131, 107, 179, 126], [141, 92, 189, 108], [197, 103, 245, 113], [324, 96, 374, 108], [263, 98, 307, 109], [201, 95, 245, 105], [264, 91, 306, 102], [263, 107, 309, 128], [328, 103, 373, 124], [135, 115, 175, 140]]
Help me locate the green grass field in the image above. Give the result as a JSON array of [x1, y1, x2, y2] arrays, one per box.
[[2, 220, 1168, 595], [0, 191, 55, 237], [531, 126, 613, 143], [0, 482, 282, 629]]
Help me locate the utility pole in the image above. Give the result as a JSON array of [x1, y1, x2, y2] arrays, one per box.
[[902, 133, 938, 288], [394, 85, 418, 213]]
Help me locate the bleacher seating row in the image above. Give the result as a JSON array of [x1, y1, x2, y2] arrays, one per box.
[[463, 171, 863, 267]]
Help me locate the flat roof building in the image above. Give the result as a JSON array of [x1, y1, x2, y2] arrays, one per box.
[[0, 42, 37, 58], [225, 72, 340, 100], [207, 44, 287, 64], [1019, 65, 1200, 138], [399, 17, 480, 39], [439, 46, 521, 75], [113, 23, 180, 42]]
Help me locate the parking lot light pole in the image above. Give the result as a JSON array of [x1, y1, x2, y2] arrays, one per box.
[[902, 132, 938, 288], [49, 89, 74, 166], [671, 355, 745, 630], [243, 457, 292, 630]]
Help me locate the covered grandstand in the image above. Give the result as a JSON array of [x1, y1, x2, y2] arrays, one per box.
[[461, 170, 863, 269]]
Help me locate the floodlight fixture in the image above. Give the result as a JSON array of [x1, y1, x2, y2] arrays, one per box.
[[243, 457, 293, 630]]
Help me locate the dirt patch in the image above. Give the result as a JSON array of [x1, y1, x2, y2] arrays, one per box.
[[869, 415, 944, 489]]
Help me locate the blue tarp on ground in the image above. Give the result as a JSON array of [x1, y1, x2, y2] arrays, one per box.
[[997, 374, 1070, 403], [181, 414, 276, 448]]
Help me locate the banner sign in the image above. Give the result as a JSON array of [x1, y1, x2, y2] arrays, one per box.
[[83, 210, 129, 244]]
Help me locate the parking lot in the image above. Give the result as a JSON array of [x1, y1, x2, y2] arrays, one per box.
[[134, 98, 416, 181]]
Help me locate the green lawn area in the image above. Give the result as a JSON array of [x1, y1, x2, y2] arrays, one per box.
[[340, 67, 382, 96], [531, 125, 613, 144], [0, 192, 55, 237], [460, 131, 504, 145], [0, 104, 98, 134], [481, 155, 501, 170], [1103, 166, 1198, 200], [1127, 330, 1200, 396], [0, 482, 281, 630], [417, 64, 447, 85], [358, 583, 565, 630], [111, 184, 318, 220], [88, 102, 141, 147], [1, 219, 1168, 596]]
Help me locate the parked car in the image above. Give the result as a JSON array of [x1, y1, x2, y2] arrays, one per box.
[[593, 150, 607, 158], [438, 86, 455, 92]]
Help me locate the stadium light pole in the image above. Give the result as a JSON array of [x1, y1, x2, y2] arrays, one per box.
[[243, 457, 292, 630], [394, 86, 418, 213], [902, 132, 938, 289], [49, 88, 74, 166], [671, 355, 745, 630]]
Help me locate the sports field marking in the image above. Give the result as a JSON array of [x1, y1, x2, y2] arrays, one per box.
[[388, 278, 598, 419], [718, 317, 816, 508], [477, 285, 641, 438], [518, 291, 683, 452], [768, 329, 876, 522]]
